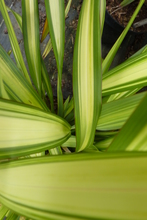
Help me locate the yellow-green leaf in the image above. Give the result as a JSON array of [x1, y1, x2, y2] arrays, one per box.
[[0, 45, 48, 111], [45, 0, 65, 116], [0, 99, 71, 159], [42, 38, 52, 59], [41, 0, 72, 44], [100, 0, 106, 35], [0, 75, 10, 100], [108, 93, 147, 151], [97, 92, 146, 131], [102, 52, 147, 96], [1, 152, 147, 219], [6, 6, 22, 32], [41, 57, 54, 112], [22, 0, 42, 95], [73, 0, 102, 152], [0, 0, 31, 84]]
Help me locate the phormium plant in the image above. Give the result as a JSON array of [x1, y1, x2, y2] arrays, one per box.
[[0, 0, 147, 219]]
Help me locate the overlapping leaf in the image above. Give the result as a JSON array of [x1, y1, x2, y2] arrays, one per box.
[[102, 52, 147, 96], [0, 46, 48, 111], [97, 92, 146, 130], [0, 99, 71, 159], [42, 0, 72, 59], [0, 0, 31, 83], [1, 152, 147, 219], [108, 93, 147, 151]]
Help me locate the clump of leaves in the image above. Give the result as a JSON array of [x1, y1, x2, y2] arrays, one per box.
[[0, 0, 147, 219]]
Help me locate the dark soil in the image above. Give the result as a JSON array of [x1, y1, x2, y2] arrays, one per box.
[[106, 0, 147, 32]]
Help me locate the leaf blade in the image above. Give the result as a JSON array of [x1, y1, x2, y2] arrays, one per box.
[[0, 0, 31, 83], [0, 99, 71, 159], [102, 52, 147, 96], [22, 0, 42, 94], [108, 93, 147, 152], [1, 152, 147, 219], [0, 45, 48, 111], [44, 0, 65, 116], [97, 92, 146, 131], [73, 0, 102, 152]]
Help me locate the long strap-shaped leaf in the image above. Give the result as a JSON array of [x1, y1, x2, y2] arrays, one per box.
[[22, 0, 42, 95], [102, 52, 147, 96], [121, 0, 135, 7], [0, 99, 71, 159], [0, 46, 48, 111], [44, 0, 65, 117], [97, 92, 146, 131], [5, 7, 54, 111], [100, 0, 106, 35], [105, 45, 147, 103], [1, 152, 147, 219], [6, 6, 22, 32], [108, 93, 147, 152], [41, 57, 54, 112], [0, 0, 31, 84], [41, 0, 72, 58], [73, 0, 102, 152]]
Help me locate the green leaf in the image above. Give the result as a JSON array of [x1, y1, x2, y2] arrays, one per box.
[[6, 6, 22, 32], [102, 0, 145, 74], [4, 7, 53, 108], [64, 97, 74, 118], [0, 203, 9, 220], [100, 0, 106, 35], [1, 152, 147, 219], [108, 93, 147, 152], [102, 52, 147, 96], [0, 99, 71, 159], [61, 135, 76, 148], [97, 92, 146, 131], [105, 88, 140, 103], [73, 0, 102, 152], [0, 75, 10, 100], [0, 45, 48, 111], [41, 57, 54, 112], [5, 210, 18, 220], [41, 0, 72, 44], [95, 137, 114, 151], [120, 0, 135, 7], [63, 96, 70, 112], [49, 146, 63, 155], [42, 38, 52, 59], [95, 130, 118, 141], [65, 0, 72, 19], [0, 0, 31, 83], [22, 0, 42, 95], [105, 45, 147, 103], [44, 0, 65, 117]]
